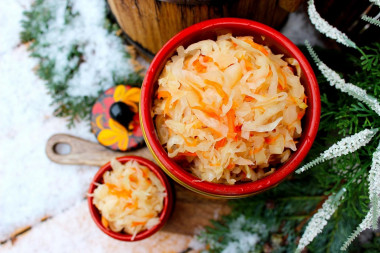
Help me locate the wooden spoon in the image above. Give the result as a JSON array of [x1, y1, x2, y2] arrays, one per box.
[[46, 134, 230, 235]]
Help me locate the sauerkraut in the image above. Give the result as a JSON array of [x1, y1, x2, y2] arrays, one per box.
[[93, 159, 166, 240], [153, 34, 307, 185]]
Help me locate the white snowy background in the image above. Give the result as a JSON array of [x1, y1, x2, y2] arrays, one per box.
[[0, 1, 321, 252]]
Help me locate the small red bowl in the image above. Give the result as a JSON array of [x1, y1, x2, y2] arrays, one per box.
[[87, 156, 173, 241], [140, 18, 320, 198]]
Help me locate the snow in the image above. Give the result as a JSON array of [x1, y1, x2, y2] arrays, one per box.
[[221, 216, 264, 253], [0, 0, 110, 242], [0, 35, 98, 241], [0, 1, 24, 53], [31, 0, 134, 98], [200, 215, 266, 253], [281, 7, 325, 47], [0, 201, 192, 253]]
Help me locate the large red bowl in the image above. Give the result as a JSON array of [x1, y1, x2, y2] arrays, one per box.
[[140, 18, 320, 198], [87, 156, 173, 241]]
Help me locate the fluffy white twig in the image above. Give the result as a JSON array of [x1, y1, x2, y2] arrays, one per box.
[[340, 142, 380, 250], [305, 42, 380, 117], [341, 207, 375, 251], [307, 0, 357, 48], [296, 129, 378, 174], [296, 188, 346, 253], [368, 142, 380, 229], [369, 0, 380, 7], [362, 15, 380, 27]]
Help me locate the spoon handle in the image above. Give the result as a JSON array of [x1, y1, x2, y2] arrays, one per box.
[[46, 134, 153, 166]]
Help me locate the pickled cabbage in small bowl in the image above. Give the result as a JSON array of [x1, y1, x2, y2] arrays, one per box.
[[92, 158, 166, 240]]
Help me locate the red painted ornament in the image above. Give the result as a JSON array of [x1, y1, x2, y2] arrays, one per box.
[[91, 85, 144, 151]]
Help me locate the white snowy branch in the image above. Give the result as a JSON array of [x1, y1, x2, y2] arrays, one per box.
[[318, 63, 380, 116], [341, 207, 376, 251], [362, 15, 380, 27], [368, 141, 380, 229], [340, 141, 380, 250], [296, 129, 378, 174], [296, 188, 346, 253], [305, 42, 380, 117], [307, 0, 357, 48], [369, 0, 380, 7]]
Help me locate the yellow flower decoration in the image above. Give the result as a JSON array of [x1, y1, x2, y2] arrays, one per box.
[[97, 118, 129, 151], [113, 85, 140, 113]]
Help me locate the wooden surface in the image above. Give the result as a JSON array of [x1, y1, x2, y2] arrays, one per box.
[[107, 0, 300, 56], [46, 134, 230, 235]]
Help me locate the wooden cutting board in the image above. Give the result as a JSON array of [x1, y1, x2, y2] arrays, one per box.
[[46, 134, 230, 236]]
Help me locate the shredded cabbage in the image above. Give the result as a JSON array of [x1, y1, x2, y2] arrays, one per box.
[[93, 159, 166, 240], [153, 34, 307, 185]]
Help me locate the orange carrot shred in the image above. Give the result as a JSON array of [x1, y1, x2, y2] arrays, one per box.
[[215, 138, 227, 149], [124, 201, 138, 210], [144, 213, 155, 219], [204, 79, 227, 102], [227, 163, 235, 170], [278, 70, 287, 90], [244, 95, 256, 102], [192, 106, 220, 120], [240, 37, 269, 55], [164, 97, 171, 115], [176, 132, 198, 147], [193, 59, 207, 73], [253, 145, 263, 154], [245, 59, 254, 71], [157, 91, 171, 99], [226, 109, 236, 136], [265, 135, 279, 144], [101, 216, 109, 228], [298, 110, 306, 120], [176, 152, 197, 157], [129, 174, 138, 183], [106, 183, 131, 198], [131, 221, 146, 227], [202, 55, 213, 62]]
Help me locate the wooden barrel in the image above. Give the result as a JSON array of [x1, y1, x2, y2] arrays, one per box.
[[107, 0, 302, 58]]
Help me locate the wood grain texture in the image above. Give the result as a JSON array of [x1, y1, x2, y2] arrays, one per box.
[[279, 0, 303, 12], [46, 134, 153, 166], [107, 0, 300, 55], [46, 134, 230, 235]]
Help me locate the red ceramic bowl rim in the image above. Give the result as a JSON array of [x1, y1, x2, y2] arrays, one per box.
[[87, 156, 173, 241], [141, 18, 320, 197]]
